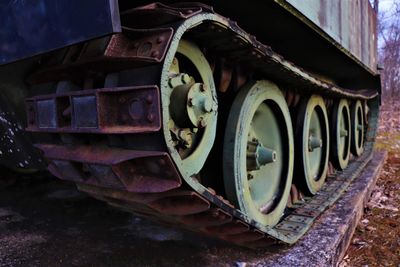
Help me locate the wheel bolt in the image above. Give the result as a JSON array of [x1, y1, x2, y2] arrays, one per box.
[[181, 74, 191, 84], [147, 113, 155, 122], [203, 99, 212, 113], [146, 95, 153, 104], [168, 73, 190, 88], [156, 37, 164, 44], [198, 118, 206, 128], [188, 98, 194, 107]]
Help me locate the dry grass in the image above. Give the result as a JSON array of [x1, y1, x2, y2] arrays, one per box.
[[341, 108, 400, 267]]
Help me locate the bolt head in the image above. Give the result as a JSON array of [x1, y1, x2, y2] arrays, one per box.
[[156, 36, 164, 44], [151, 51, 159, 58], [181, 74, 191, 84], [146, 95, 153, 104], [198, 118, 206, 128], [147, 113, 155, 122], [203, 99, 212, 113]]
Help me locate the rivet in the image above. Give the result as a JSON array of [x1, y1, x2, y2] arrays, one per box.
[[147, 113, 155, 122], [119, 97, 126, 103], [146, 95, 153, 104], [198, 118, 206, 128], [156, 36, 164, 44], [151, 51, 159, 57]]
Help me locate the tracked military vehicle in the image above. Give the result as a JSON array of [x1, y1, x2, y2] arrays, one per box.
[[0, 0, 380, 248]]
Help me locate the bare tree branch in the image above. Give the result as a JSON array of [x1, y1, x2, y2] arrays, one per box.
[[378, 2, 400, 105]]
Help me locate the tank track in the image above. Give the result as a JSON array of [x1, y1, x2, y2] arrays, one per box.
[[25, 3, 380, 248]]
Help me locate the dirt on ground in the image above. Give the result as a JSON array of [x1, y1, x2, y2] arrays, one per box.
[[341, 107, 400, 267]]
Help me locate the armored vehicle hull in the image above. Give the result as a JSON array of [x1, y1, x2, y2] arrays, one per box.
[[0, 1, 380, 247]]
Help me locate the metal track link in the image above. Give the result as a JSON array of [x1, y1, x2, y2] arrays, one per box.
[[26, 3, 380, 248]]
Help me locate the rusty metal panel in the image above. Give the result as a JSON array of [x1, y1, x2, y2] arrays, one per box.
[[38, 144, 183, 193], [26, 85, 161, 134], [283, 0, 377, 73]]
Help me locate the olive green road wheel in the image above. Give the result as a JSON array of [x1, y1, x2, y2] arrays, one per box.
[[161, 40, 218, 177], [295, 95, 329, 195], [350, 100, 364, 156], [331, 99, 351, 170], [223, 80, 294, 227]]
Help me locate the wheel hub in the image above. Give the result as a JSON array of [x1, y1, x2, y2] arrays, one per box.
[[247, 139, 277, 171], [161, 39, 218, 176]]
